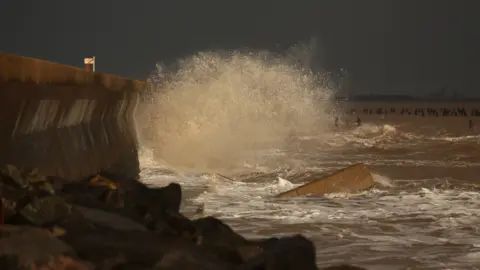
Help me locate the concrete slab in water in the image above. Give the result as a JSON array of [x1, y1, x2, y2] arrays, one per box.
[[275, 163, 375, 198]]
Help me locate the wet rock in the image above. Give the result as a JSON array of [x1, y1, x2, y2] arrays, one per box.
[[74, 205, 147, 232], [5, 195, 92, 232], [237, 237, 280, 262], [1, 165, 54, 194], [126, 182, 182, 215], [30, 256, 94, 270], [1, 164, 28, 188], [124, 181, 190, 236], [0, 186, 28, 222], [88, 174, 121, 190], [322, 265, 367, 270], [0, 166, 60, 225], [61, 174, 124, 209], [193, 216, 248, 247], [2, 167, 372, 269], [18, 196, 72, 226], [146, 209, 198, 240], [239, 235, 317, 270], [61, 193, 120, 212], [154, 244, 237, 270], [61, 229, 176, 268], [0, 225, 82, 269], [168, 217, 261, 267]]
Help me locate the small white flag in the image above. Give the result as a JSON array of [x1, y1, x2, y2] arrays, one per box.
[[84, 57, 95, 64]]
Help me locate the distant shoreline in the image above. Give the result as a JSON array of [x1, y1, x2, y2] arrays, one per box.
[[335, 95, 480, 102]]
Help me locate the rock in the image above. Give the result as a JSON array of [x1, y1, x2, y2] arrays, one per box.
[[154, 244, 237, 270], [6, 195, 91, 232], [0, 166, 59, 225], [18, 196, 72, 226], [146, 209, 198, 239], [322, 265, 367, 270], [126, 182, 182, 216], [61, 229, 176, 268], [61, 175, 124, 209], [61, 193, 121, 213], [88, 175, 120, 190], [1, 164, 26, 188], [0, 184, 28, 222], [1, 187, 92, 231], [1, 165, 54, 194], [193, 216, 248, 248], [0, 225, 80, 268], [123, 182, 189, 236], [74, 205, 147, 232], [237, 237, 280, 262], [276, 163, 375, 198], [239, 235, 318, 270], [29, 256, 94, 270], [2, 169, 371, 269]]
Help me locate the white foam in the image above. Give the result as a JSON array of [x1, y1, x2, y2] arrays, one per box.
[[372, 173, 395, 187], [138, 151, 480, 269], [429, 134, 480, 142], [277, 176, 295, 189], [188, 173, 480, 225], [304, 123, 423, 149], [132, 46, 480, 268]]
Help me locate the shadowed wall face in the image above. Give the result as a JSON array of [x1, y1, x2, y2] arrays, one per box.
[[0, 53, 145, 181]]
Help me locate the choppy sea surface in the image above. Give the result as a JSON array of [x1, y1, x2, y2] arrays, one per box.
[[139, 123, 480, 270]]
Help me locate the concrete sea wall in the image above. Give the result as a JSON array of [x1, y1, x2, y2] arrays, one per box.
[[0, 52, 148, 181]]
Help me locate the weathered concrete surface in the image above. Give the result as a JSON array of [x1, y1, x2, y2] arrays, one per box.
[[275, 164, 375, 198], [0, 52, 147, 181]]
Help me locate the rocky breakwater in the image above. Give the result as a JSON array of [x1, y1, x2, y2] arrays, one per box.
[[0, 164, 366, 270]]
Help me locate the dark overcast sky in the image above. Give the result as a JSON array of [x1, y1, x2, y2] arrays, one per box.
[[1, 0, 479, 95]]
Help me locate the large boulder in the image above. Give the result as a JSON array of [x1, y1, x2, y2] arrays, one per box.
[[74, 205, 147, 232], [153, 244, 237, 270], [0, 166, 91, 230], [322, 265, 367, 270], [18, 196, 72, 226], [239, 235, 318, 270], [126, 182, 182, 216], [61, 174, 124, 209], [192, 216, 248, 248], [0, 225, 92, 269], [60, 229, 177, 269], [1, 165, 56, 224]]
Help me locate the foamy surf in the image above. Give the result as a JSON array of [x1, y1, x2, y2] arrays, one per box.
[[136, 46, 480, 269], [139, 145, 480, 269]]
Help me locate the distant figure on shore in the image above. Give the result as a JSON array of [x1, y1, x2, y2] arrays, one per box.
[[469, 119, 474, 132], [334, 116, 339, 128], [356, 116, 362, 126]]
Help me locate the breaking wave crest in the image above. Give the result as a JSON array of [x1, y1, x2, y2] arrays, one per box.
[[136, 49, 334, 174]]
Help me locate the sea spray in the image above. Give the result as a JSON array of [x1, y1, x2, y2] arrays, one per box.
[[136, 49, 335, 174]]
